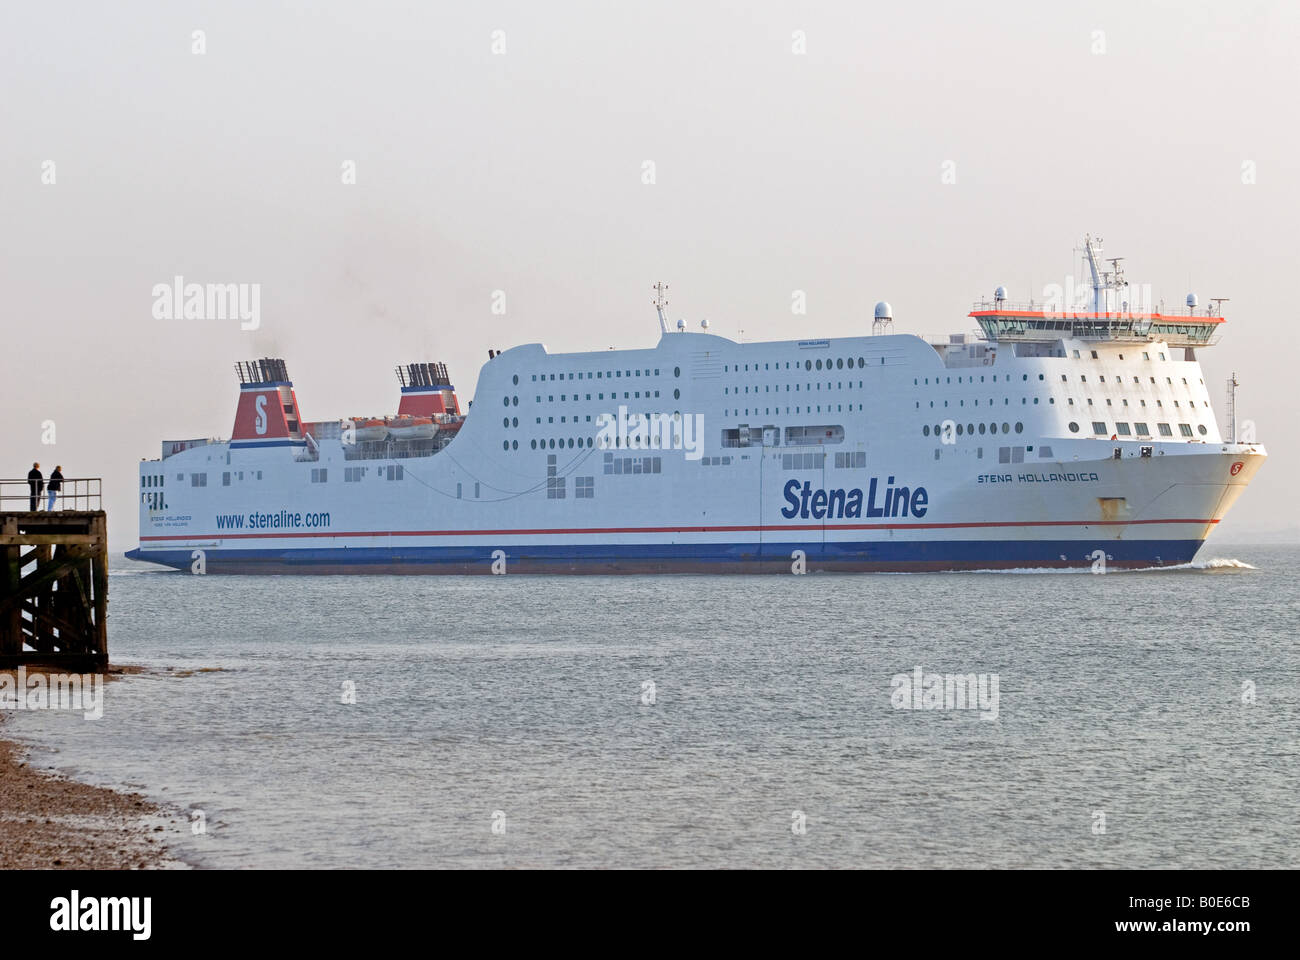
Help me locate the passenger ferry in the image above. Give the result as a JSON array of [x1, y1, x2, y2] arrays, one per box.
[[127, 237, 1265, 573]]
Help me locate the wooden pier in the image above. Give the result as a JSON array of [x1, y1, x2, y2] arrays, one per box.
[[0, 479, 107, 670]]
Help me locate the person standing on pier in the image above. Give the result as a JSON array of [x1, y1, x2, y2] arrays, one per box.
[[27, 462, 43, 511], [46, 465, 63, 511]]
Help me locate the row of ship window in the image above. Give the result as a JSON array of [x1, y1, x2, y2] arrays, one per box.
[[142, 469, 269, 489], [514, 390, 674, 409], [1070, 421, 1206, 438], [725, 358, 884, 372], [725, 405, 864, 417], [920, 419, 1206, 438], [518, 367, 674, 384], [309, 466, 407, 482], [916, 396, 1211, 411], [726, 381, 863, 394], [923, 422, 1025, 437]]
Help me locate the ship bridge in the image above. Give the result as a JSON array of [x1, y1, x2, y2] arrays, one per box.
[[968, 304, 1224, 348], [968, 234, 1227, 351]]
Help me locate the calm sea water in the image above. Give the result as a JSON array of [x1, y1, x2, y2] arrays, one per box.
[[8, 543, 1299, 869]]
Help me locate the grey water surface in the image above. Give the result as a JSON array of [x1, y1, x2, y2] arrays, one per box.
[[8, 544, 1297, 868]]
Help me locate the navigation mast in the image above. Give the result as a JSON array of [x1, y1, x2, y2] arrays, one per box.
[[1080, 235, 1130, 314], [653, 282, 669, 334]]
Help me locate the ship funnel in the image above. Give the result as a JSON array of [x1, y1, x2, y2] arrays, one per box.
[[396, 362, 461, 416], [230, 358, 306, 448]]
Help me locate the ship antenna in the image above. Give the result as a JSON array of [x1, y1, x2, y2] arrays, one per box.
[[653, 282, 669, 334]]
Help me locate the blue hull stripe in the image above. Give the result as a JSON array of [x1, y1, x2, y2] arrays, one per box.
[[125, 538, 1204, 571]]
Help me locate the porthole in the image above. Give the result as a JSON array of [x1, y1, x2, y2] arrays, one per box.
[[512, 440, 518, 450], [502, 417, 509, 428], [956, 423, 964, 435], [673, 366, 681, 377], [512, 396, 518, 406], [502, 441, 509, 451], [988, 423, 995, 434], [673, 388, 680, 400], [934, 424, 941, 436], [805, 360, 812, 371], [503, 397, 509, 407], [512, 374, 519, 385], [967, 423, 974, 435], [568, 438, 574, 448], [816, 359, 823, 370], [1198, 424, 1207, 435], [512, 417, 518, 427], [1001, 422, 1009, 433], [1067, 422, 1078, 433], [530, 439, 537, 449], [836, 358, 843, 369], [978, 423, 986, 434], [858, 357, 865, 367], [923, 425, 931, 436]]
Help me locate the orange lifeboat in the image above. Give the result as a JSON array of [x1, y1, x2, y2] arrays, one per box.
[[388, 416, 438, 440], [349, 418, 388, 442]]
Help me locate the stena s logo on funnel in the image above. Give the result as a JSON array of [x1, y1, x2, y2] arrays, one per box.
[[254, 395, 268, 434]]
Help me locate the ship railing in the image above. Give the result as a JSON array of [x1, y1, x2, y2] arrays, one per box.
[[0, 477, 103, 512], [162, 437, 222, 459], [918, 330, 988, 345]]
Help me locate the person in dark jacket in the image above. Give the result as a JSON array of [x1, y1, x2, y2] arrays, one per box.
[[27, 462, 43, 511], [46, 466, 63, 511]]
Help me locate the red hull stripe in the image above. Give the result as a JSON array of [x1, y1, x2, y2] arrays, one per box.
[[139, 517, 1219, 542]]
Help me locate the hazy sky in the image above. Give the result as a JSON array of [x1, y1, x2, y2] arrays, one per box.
[[2, 0, 1295, 551]]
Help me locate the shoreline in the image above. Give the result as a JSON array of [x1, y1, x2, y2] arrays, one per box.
[[0, 667, 189, 870]]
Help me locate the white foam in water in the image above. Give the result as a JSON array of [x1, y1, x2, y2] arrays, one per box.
[[949, 557, 1257, 575]]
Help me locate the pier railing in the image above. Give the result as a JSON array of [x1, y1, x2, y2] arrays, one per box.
[[0, 477, 102, 512]]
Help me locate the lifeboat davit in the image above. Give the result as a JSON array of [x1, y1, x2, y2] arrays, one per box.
[[387, 416, 438, 440], [349, 418, 388, 442]]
